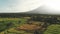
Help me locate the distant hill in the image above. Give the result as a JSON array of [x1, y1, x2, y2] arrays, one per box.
[[22, 6, 49, 14], [0, 6, 60, 17]]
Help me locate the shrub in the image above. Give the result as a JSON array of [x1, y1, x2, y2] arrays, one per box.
[[44, 24, 60, 34]]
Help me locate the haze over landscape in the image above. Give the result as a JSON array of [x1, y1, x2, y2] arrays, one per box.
[[0, 0, 60, 34], [0, 0, 60, 15]]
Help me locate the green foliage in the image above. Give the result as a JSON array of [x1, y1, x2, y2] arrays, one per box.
[[0, 18, 27, 32], [44, 24, 60, 34], [0, 28, 33, 34]]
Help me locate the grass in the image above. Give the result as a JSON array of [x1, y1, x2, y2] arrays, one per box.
[[0, 17, 60, 34], [44, 24, 60, 34], [0, 18, 27, 34]]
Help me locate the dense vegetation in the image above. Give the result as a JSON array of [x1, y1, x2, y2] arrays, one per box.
[[44, 24, 60, 34], [0, 14, 60, 34]]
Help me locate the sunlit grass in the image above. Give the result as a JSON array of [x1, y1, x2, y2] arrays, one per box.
[[0, 18, 27, 33], [44, 24, 60, 34]]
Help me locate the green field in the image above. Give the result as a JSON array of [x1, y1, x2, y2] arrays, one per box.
[[0, 17, 60, 34], [0, 18, 28, 34]]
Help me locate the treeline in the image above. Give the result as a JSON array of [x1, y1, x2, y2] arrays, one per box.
[[0, 13, 60, 18], [0, 13, 32, 18], [0, 13, 41, 18], [30, 16, 60, 24]]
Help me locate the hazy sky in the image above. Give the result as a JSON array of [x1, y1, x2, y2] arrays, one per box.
[[0, 0, 60, 14], [0, 0, 18, 13], [0, 0, 41, 13]]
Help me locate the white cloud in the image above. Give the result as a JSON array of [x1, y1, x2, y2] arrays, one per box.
[[0, 0, 42, 13], [37, 0, 60, 14], [1, 0, 60, 14], [15, 0, 42, 12]]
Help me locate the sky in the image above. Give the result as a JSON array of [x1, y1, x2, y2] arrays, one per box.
[[0, 0, 60, 15], [0, 0, 18, 13], [0, 0, 41, 13]]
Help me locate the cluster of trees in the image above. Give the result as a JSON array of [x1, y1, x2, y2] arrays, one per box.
[[0, 13, 38, 18], [0, 13, 54, 18], [31, 16, 60, 24], [0, 14, 60, 34]]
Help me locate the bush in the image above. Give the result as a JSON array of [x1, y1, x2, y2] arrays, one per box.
[[0, 18, 27, 32], [44, 24, 60, 34]]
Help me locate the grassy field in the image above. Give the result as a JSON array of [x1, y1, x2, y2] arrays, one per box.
[[0, 18, 28, 34], [0, 16, 60, 34]]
